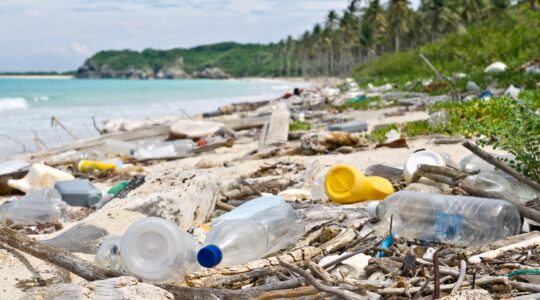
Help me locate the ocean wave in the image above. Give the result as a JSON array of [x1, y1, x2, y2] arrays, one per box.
[[0, 97, 29, 112], [32, 96, 49, 102]]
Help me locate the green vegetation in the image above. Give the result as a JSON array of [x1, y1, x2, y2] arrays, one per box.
[[369, 90, 540, 180], [353, 4, 540, 89], [289, 121, 312, 132], [333, 96, 396, 112], [86, 42, 282, 77]]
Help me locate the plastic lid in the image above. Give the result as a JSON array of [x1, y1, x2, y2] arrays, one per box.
[[197, 245, 222, 268], [120, 217, 184, 281], [324, 164, 362, 203], [366, 201, 380, 219]]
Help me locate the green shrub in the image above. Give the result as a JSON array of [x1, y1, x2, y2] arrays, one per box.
[[289, 121, 312, 132]]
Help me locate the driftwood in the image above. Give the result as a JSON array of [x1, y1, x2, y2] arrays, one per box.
[[419, 54, 451, 82], [218, 100, 270, 115], [0, 227, 123, 281], [463, 141, 540, 193], [222, 115, 270, 131], [23, 125, 170, 162], [258, 103, 290, 150]]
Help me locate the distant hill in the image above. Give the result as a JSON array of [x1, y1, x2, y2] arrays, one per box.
[[76, 42, 282, 79], [353, 5, 540, 89]]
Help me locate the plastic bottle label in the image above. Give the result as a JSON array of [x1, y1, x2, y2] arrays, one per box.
[[434, 211, 463, 241]]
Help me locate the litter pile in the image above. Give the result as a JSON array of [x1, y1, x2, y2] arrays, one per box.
[[0, 76, 540, 300]]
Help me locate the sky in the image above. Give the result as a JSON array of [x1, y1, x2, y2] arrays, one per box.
[[0, 0, 421, 72]]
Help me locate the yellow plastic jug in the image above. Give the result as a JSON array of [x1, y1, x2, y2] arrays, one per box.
[[324, 164, 394, 204], [78, 160, 117, 174]]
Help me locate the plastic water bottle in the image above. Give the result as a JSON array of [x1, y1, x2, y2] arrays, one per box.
[[197, 196, 304, 268], [366, 191, 521, 247], [0, 188, 68, 225], [132, 140, 194, 160], [119, 217, 200, 282], [95, 236, 124, 272]]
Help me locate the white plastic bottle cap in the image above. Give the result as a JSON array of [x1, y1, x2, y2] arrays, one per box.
[[120, 217, 184, 282], [404, 150, 445, 182], [366, 201, 380, 219]]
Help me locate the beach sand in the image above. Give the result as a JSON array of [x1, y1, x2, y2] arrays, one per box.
[[0, 80, 506, 298]]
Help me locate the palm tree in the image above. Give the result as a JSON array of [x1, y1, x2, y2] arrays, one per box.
[[362, 0, 388, 53], [461, 0, 491, 24], [387, 0, 414, 52], [422, 0, 462, 41]]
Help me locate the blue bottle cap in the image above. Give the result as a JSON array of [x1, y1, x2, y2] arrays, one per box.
[[197, 245, 222, 268]]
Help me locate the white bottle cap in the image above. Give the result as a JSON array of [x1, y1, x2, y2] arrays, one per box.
[[366, 201, 380, 219]]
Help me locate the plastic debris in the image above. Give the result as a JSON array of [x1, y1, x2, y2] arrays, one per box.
[[197, 196, 304, 268], [8, 164, 74, 194]]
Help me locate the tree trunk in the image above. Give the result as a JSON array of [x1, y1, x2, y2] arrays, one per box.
[[394, 34, 400, 53]]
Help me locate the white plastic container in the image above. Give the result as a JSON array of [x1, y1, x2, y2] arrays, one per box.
[[0, 188, 68, 225], [197, 196, 304, 268], [120, 217, 200, 282], [403, 150, 446, 183], [367, 191, 521, 246], [7, 164, 74, 193]]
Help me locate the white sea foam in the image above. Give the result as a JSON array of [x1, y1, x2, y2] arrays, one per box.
[[32, 96, 49, 102], [0, 98, 28, 112]]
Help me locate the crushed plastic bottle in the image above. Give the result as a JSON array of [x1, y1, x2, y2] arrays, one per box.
[[55, 179, 102, 207], [197, 196, 304, 268], [367, 191, 521, 247], [95, 236, 124, 272], [120, 217, 200, 282], [463, 172, 540, 205], [428, 111, 450, 127], [7, 164, 75, 194], [0, 188, 68, 225], [132, 140, 194, 160]]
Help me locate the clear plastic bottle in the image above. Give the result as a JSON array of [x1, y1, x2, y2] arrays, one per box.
[[95, 236, 124, 272], [119, 217, 200, 282], [0, 188, 68, 225], [197, 196, 304, 268], [366, 191, 521, 247], [132, 140, 194, 160], [463, 172, 540, 205]]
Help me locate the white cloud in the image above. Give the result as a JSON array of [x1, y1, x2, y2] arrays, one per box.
[[71, 41, 92, 56]]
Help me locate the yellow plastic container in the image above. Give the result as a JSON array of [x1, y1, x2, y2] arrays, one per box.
[[78, 160, 117, 174], [324, 164, 394, 204]]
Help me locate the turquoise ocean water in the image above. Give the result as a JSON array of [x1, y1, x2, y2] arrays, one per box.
[[0, 78, 300, 159]]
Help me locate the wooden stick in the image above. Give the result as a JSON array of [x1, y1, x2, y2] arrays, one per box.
[[91, 116, 103, 134], [433, 251, 440, 299], [255, 286, 320, 300], [419, 54, 450, 82], [0, 227, 123, 281], [279, 259, 366, 300], [51, 116, 79, 141], [462, 141, 540, 193], [417, 164, 470, 179]]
